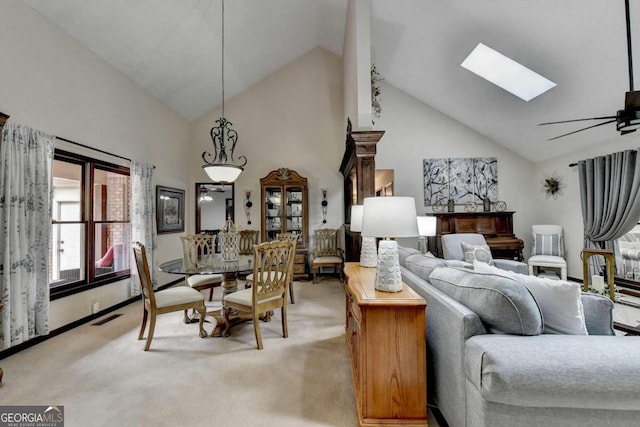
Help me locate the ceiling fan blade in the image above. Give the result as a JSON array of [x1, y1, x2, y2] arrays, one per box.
[[547, 119, 617, 141], [539, 116, 617, 126]]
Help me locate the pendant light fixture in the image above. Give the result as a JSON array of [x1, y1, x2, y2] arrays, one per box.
[[202, 0, 247, 183]]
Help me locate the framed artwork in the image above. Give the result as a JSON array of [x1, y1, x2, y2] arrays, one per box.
[[156, 186, 185, 234], [423, 157, 498, 205]]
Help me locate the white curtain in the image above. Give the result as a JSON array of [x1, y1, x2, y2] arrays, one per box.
[[130, 161, 156, 295], [0, 123, 54, 349]]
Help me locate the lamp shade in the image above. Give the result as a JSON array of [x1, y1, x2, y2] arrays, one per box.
[[417, 216, 437, 237], [350, 205, 364, 232], [361, 197, 419, 238], [203, 164, 243, 184]]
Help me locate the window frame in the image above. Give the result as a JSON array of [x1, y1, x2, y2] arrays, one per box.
[[50, 150, 131, 300]]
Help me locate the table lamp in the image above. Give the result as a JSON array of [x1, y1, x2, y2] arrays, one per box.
[[417, 216, 437, 254], [362, 197, 419, 292], [350, 205, 377, 267]]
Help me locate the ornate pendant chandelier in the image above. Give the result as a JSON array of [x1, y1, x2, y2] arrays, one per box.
[[202, 0, 247, 183]]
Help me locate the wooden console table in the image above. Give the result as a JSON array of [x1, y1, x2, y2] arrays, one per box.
[[433, 211, 524, 261], [344, 263, 427, 427]]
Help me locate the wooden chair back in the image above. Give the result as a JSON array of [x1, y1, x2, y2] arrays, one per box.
[[238, 230, 260, 255], [276, 232, 299, 246], [180, 234, 216, 270], [252, 240, 295, 304], [132, 242, 156, 307], [313, 228, 340, 257]]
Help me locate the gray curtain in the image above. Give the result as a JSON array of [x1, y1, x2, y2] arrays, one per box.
[[0, 123, 54, 349], [578, 149, 640, 275]]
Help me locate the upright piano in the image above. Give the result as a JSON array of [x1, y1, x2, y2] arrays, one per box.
[[432, 211, 524, 261]]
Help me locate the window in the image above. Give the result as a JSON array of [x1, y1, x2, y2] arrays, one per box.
[[49, 150, 130, 298]]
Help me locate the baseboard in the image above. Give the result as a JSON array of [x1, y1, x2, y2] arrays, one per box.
[[0, 278, 183, 360]]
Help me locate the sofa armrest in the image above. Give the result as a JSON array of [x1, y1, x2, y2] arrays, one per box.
[[621, 248, 640, 260], [580, 293, 615, 335]]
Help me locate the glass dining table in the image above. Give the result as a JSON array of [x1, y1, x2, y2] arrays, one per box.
[[159, 254, 255, 337]]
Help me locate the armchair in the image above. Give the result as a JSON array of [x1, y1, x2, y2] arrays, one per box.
[[527, 224, 567, 280], [441, 233, 528, 274]]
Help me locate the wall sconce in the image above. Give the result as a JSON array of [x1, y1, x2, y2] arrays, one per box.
[[245, 191, 253, 225], [321, 189, 328, 224]]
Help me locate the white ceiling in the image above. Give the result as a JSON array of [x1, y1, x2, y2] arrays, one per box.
[[23, 0, 640, 162]]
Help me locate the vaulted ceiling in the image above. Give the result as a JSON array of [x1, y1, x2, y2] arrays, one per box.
[[23, 0, 640, 162]]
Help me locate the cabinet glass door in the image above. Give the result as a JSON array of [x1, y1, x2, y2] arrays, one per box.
[[264, 187, 282, 241], [285, 186, 304, 244]]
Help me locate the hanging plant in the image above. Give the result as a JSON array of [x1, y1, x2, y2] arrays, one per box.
[[371, 64, 383, 122]]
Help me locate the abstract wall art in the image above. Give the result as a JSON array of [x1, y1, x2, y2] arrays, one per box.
[[423, 157, 498, 206]]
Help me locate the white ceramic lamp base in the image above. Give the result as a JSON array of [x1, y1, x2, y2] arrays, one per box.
[[374, 240, 403, 292], [360, 236, 378, 268]]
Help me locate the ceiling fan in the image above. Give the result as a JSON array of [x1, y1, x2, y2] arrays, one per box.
[[540, 0, 640, 141]]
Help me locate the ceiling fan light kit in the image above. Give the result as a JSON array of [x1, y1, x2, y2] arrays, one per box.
[[616, 91, 640, 133]]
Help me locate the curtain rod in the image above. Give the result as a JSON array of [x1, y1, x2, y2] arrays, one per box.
[[56, 136, 155, 168], [56, 136, 132, 162]]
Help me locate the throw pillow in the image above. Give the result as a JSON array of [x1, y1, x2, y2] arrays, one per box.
[[428, 266, 543, 335], [532, 233, 564, 257], [461, 242, 493, 264], [473, 260, 587, 335]]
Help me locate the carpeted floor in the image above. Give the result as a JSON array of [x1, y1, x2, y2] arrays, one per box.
[[1, 279, 360, 426]]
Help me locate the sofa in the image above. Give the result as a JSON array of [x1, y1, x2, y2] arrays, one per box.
[[398, 246, 640, 427], [616, 231, 640, 279]]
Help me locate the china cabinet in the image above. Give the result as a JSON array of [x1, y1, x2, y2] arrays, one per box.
[[260, 168, 309, 278]]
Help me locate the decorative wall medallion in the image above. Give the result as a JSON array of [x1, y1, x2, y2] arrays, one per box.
[[542, 172, 566, 199]]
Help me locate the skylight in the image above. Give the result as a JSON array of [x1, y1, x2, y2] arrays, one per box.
[[461, 43, 556, 101]]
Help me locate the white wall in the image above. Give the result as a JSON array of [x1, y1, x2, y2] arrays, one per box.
[[373, 81, 538, 254], [191, 47, 345, 239], [0, 0, 192, 329]]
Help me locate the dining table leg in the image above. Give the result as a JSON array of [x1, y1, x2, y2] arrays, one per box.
[[210, 272, 241, 337]]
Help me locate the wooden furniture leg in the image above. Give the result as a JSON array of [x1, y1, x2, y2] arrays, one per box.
[[581, 248, 616, 301]]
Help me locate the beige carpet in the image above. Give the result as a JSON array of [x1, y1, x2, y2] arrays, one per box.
[[1, 279, 359, 426]]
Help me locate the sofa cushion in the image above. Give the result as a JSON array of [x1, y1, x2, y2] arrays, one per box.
[[474, 260, 587, 335], [404, 253, 447, 281], [464, 334, 640, 410], [428, 267, 543, 335], [461, 242, 494, 264]]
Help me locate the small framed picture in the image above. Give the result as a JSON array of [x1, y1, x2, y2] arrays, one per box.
[[156, 186, 185, 234]]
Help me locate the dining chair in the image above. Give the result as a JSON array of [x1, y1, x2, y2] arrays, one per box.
[[222, 240, 295, 350], [180, 234, 223, 301], [238, 229, 260, 255], [276, 232, 299, 303], [310, 228, 344, 284], [132, 242, 207, 351]]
